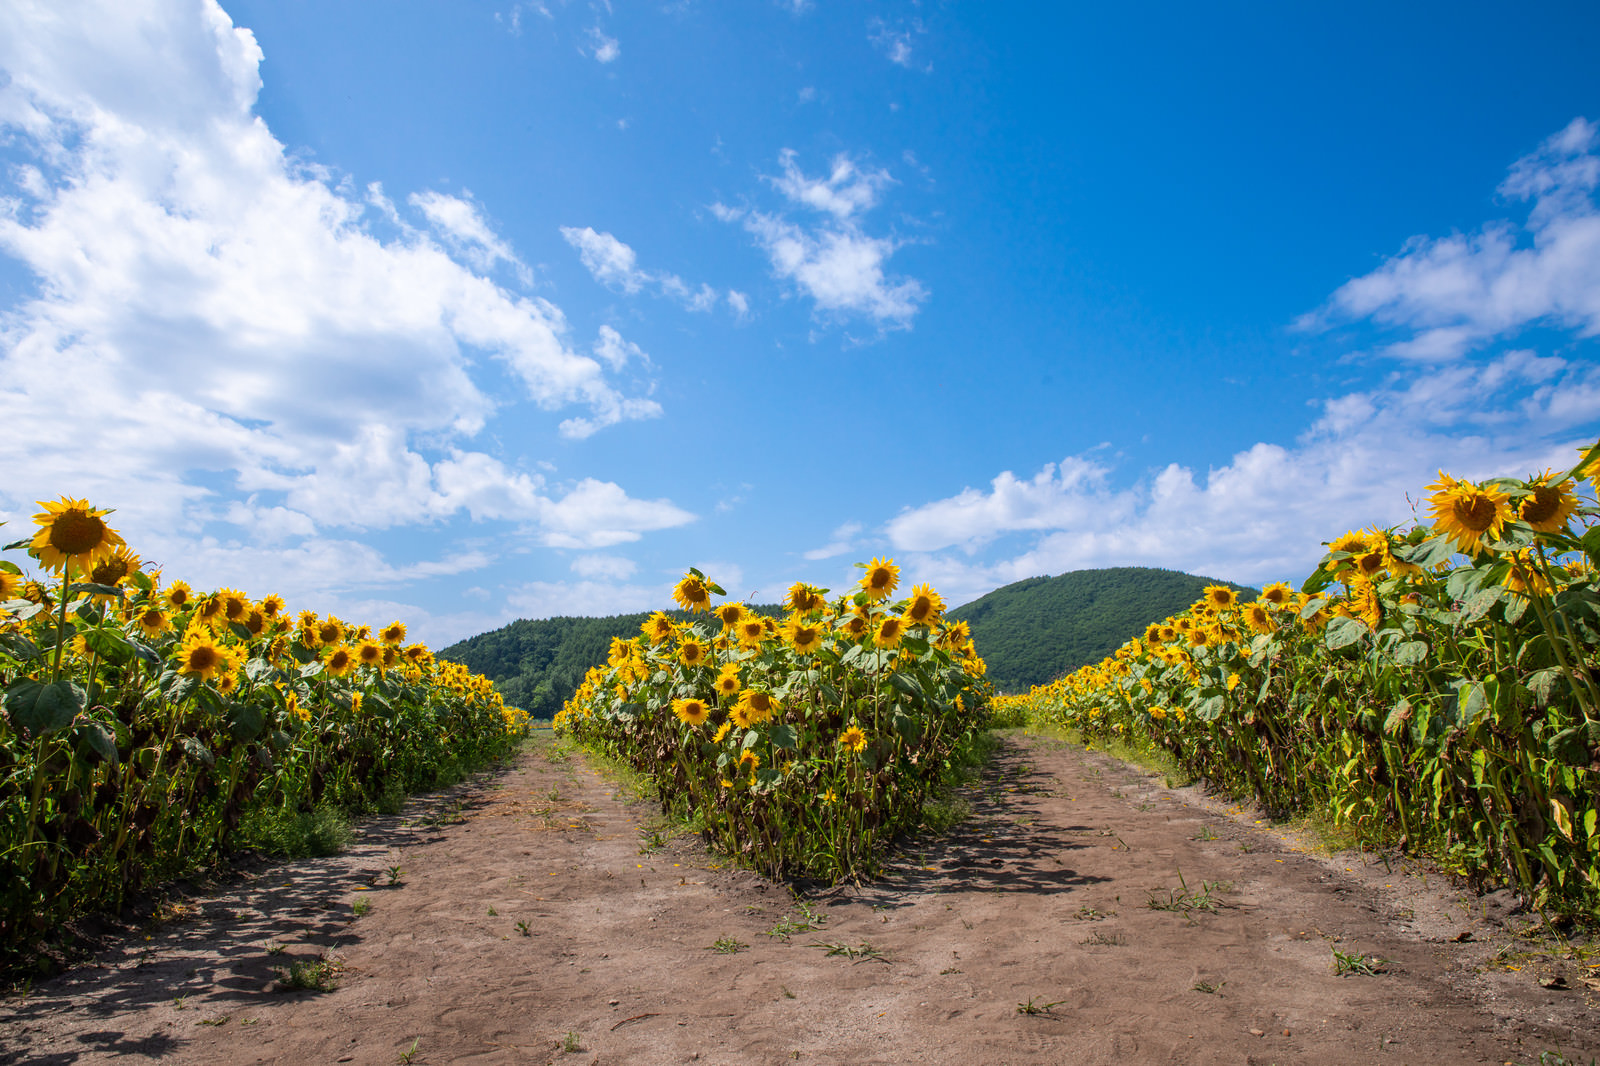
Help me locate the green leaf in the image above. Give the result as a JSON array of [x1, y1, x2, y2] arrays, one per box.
[[1383, 699, 1412, 737], [1324, 616, 1368, 651], [1548, 726, 1591, 767], [0, 631, 41, 662], [2, 538, 31, 551], [1457, 682, 1488, 727], [182, 736, 214, 767], [1460, 586, 1502, 624], [1391, 640, 1429, 667], [887, 672, 924, 701], [1299, 597, 1328, 621], [768, 723, 798, 750], [82, 627, 136, 664], [1501, 593, 1530, 625], [1300, 568, 1333, 596], [73, 720, 118, 765], [1526, 667, 1563, 706], [67, 582, 125, 599], [1194, 694, 1225, 722], [227, 702, 266, 743], [4, 678, 84, 736]]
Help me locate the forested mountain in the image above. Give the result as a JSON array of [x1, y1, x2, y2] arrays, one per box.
[[948, 567, 1257, 693], [439, 567, 1257, 718]]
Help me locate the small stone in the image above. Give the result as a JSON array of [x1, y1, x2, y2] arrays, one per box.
[[1282, 1029, 1291, 1037], [1249, 1028, 1265, 1037], [609, 999, 620, 1006]]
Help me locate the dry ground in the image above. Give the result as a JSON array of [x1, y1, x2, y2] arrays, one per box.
[[2, 731, 1597, 1065]]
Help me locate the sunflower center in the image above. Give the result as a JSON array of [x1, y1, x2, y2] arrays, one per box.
[[49, 511, 107, 555], [1454, 493, 1500, 533], [1520, 487, 1559, 525], [188, 646, 218, 671]]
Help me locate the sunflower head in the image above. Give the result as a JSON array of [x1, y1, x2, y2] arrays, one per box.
[[244, 608, 268, 637], [715, 602, 747, 630], [1326, 530, 1371, 557], [259, 594, 287, 619], [678, 637, 708, 667], [902, 583, 945, 627], [715, 664, 742, 697], [1518, 472, 1579, 533], [736, 617, 769, 648], [176, 626, 230, 681], [672, 573, 712, 613], [317, 618, 345, 647], [356, 640, 384, 668], [29, 497, 127, 576], [380, 620, 407, 645], [860, 557, 900, 602], [672, 697, 710, 726], [838, 725, 868, 753], [873, 615, 904, 649], [736, 689, 778, 724], [1203, 585, 1237, 610], [86, 546, 142, 588], [218, 589, 250, 623], [783, 615, 825, 654], [1260, 582, 1293, 607], [324, 644, 357, 677], [1427, 472, 1510, 555], [164, 580, 194, 611], [642, 611, 676, 644]]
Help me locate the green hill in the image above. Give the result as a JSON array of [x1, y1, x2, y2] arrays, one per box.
[[948, 567, 1258, 694]]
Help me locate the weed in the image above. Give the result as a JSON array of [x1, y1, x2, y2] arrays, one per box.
[[1071, 905, 1115, 921], [237, 805, 352, 859], [1081, 931, 1126, 947], [486, 905, 497, 917], [515, 920, 532, 937], [1191, 825, 1219, 842], [196, 1014, 230, 1026], [1146, 869, 1230, 919], [780, 985, 796, 999], [352, 898, 371, 918], [561, 1031, 583, 1053], [1332, 948, 1389, 976], [710, 936, 748, 954], [939, 966, 963, 974], [1192, 980, 1224, 994], [812, 941, 886, 963], [1016, 996, 1065, 1015], [638, 828, 668, 854], [265, 942, 287, 956], [385, 865, 404, 886], [398, 1038, 421, 1064], [172, 995, 187, 1009], [274, 957, 342, 993]]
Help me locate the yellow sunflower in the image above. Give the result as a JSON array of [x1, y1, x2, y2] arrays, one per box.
[[678, 636, 709, 668], [176, 626, 232, 681], [324, 644, 357, 677], [873, 615, 905, 649], [1203, 585, 1237, 610], [1243, 602, 1274, 634], [259, 593, 287, 619], [243, 608, 269, 637], [1326, 530, 1370, 557], [217, 588, 250, 624], [783, 615, 825, 655], [901, 583, 945, 627], [837, 725, 868, 753], [29, 497, 126, 576], [712, 720, 732, 743], [672, 697, 711, 727], [860, 557, 900, 601], [356, 640, 385, 669], [1518, 472, 1579, 533], [840, 613, 870, 639], [380, 620, 408, 645], [672, 573, 711, 613], [715, 601, 746, 630], [1427, 472, 1510, 554], [85, 546, 142, 588], [715, 664, 743, 698], [735, 617, 769, 648], [316, 617, 345, 647], [1259, 582, 1293, 607], [737, 750, 761, 776], [735, 689, 779, 724], [642, 611, 676, 644]]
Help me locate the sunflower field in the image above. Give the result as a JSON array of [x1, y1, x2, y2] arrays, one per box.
[[994, 447, 1600, 916], [555, 561, 992, 881], [0, 498, 526, 962]]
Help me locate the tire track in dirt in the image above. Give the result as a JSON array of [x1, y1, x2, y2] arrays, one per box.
[[2, 732, 1595, 1065]]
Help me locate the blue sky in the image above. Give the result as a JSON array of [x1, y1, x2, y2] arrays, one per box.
[[3, 1, 1599, 647]]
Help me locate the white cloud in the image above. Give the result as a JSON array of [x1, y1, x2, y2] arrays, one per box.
[[506, 579, 658, 620], [803, 521, 863, 561], [586, 27, 619, 63], [409, 188, 531, 284], [560, 224, 736, 314], [0, 0, 683, 593], [868, 19, 924, 70], [722, 150, 926, 330], [570, 552, 638, 580], [1310, 117, 1600, 361]]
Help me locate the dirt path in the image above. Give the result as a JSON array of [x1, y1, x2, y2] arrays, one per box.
[[3, 733, 1596, 1066]]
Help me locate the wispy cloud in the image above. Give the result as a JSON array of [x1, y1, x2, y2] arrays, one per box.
[[1306, 118, 1600, 361], [586, 26, 620, 63], [715, 150, 926, 331], [560, 225, 735, 313], [0, 0, 683, 603], [868, 18, 927, 71]]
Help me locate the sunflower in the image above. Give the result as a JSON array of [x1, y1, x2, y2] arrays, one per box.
[[176, 626, 231, 681], [316, 617, 345, 647], [29, 497, 127, 576], [1144, 623, 1164, 644], [712, 601, 746, 631], [712, 720, 732, 743], [737, 750, 760, 776], [1326, 530, 1370, 558], [735, 689, 779, 724], [216, 588, 250, 624], [1243, 602, 1274, 634], [672, 697, 711, 727], [356, 640, 385, 669], [1427, 472, 1510, 555], [735, 617, 769, 648], [1504, 549, 1554, 598], [901, 583, 945, 627], [838, 613, 869, 639], [243, 608, 269, 637], [1346, 578, 1382, 629], [194, 594, 225, 629], [1260, 582, 1293, 607], [715, 664, 743, 698], [873, 615, 905, 649], [21, 581, 52, 607], [380, 620, 408, 645], [608, 636, 634, 667], [1518, 472, 1579, 533], [258, 593, 287, 619], [838, 725, 868, 753], [678, 636, 708, 668], [1350, 544, 1388, 579], [86, 546, 142, 588], [1158, 623, 1180, 643], [324, 644, 357, 677], [640, 611, 675, 644], [403, 643, 433, 665], [786, 581, 827, 614], [672, 573, 712, 613], [783, 615, 825, 654], [860, 557, 900, 601]]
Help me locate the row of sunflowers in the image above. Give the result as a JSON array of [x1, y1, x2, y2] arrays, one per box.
[[555, 562, 992, 880], [1, 499, 526, 959], [993, 447, 1600, 915]]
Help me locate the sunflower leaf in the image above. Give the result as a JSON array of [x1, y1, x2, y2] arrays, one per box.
[[1460, 587, 1502, 625], [1391, 640, 1429, 667], [5, 678, 84, 737], [2, 538, 29, 551], [67, 582, 125, 599], [0, 631, 41, 663], [1324, 616, 1368, 651], [768, 723, 798, 751], [181, 736, 214, 767], [82, 627, 136, 665], [73, 720, 119, 766], [227, 703, 265, 743]]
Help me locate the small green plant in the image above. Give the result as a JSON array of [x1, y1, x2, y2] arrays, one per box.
[[710, 936, 748, 954], [515, 920, 532, 937], [638, 828, 668, 854], [1016, 996, 1065, 1015], [561, 1031, 583, 1053], [352, 898, 371, 918], [1191, 825, 1219, 841], [275, 957, 342, 993], [1072, 905, 1114, 921], [1081, 930, 1126, 947], [172, 995, 188, 1009], [398, 1038, 421, 1064], [812, 941, 885, 963], [196, 1014, 230, 1027], [265, 942, 287, 955], [385, 865, 404, 886], [1146, 869, 1229, 919], [1332, 948, 1389, 976], [1192, 980, 1224, 994], [486, 905, 497, 917]]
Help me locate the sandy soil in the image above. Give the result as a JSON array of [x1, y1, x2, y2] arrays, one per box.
[[2, 731, 1596, 1066]]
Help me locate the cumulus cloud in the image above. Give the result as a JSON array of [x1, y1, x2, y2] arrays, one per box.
[[570, 552, 638, 580], [719, 150, 926, 331], [560, 224, 736, 313], [0, 0, 684, 596], [586, 27, 619, 63], [1309, 118, 1600, 361], [802, 521, 863, 561]]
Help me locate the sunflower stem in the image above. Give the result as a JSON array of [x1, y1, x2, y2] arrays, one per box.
[[49, 558, 73, 685]]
